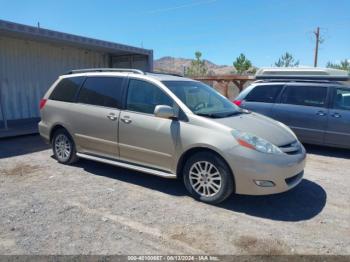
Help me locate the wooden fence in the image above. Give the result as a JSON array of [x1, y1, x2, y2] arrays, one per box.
[[193, 75, 255, 99]]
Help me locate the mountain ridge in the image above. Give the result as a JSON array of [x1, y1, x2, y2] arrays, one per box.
[[154, 56, 236, 75]]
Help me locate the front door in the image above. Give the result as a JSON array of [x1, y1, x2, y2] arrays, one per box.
[[118, 79, 178, 171], [325, 88, 350, 148], [71, 76, 125, 159], [271, 84, 329, 144]]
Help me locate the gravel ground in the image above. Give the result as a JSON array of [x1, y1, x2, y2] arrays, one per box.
[[0, 135, 349, 255]]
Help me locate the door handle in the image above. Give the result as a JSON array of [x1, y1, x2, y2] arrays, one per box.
[[107, 113, 117, 121], [332, 113, 341, 118], [121, 118, 132, 124], [316, 111, 327, 116]]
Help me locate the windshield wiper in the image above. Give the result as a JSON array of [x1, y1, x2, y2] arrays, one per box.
[[196, 108, 249, 118], [223, 111, 242, 117], [222, 109, 251, 117], [239, 108, 251, 114], [196, 112, 240, 118], [196, 113, 218, 118]]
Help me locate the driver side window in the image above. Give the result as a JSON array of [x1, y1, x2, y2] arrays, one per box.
[[126, 79, 174, 114], [333, 88, 350, 111]]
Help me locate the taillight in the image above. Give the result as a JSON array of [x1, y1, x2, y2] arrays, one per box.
[[39, 99, 47, 110], [233, 100, 242, 106]]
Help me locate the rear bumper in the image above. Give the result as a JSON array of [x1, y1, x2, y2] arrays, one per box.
[[225, 144, 306, 195], [38, 121, 50, 143]]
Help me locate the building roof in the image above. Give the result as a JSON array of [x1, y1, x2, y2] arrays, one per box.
[[0, 19, 152, 56]]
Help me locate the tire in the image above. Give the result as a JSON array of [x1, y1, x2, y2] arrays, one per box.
[[183, 151, 234, 204], [52, 128, 79, 165]]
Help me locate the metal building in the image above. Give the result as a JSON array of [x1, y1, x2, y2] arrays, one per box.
[[0, 19, 153, 135]]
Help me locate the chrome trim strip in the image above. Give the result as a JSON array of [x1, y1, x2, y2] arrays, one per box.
[[76, 153, 177, 179], [118, 143, 172, 158], [280, 146, 299, 153], [279, 141, 300, 154], [75, 134, 118, 146]]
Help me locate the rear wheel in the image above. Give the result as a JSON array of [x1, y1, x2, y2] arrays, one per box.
[[183, 151, 234, 204], [52, 129, 78, 164]]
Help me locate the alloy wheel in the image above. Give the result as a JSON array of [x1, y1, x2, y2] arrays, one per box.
[[189, 161, 222, 197], [54, 134, 71, 162]]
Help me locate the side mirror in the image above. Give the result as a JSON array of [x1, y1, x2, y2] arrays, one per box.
[[154, 105, 176, 119]]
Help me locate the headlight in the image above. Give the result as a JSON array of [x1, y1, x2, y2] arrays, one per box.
[[231, 130, 283, 154]]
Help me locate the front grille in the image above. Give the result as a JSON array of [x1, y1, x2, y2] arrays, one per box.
[[279, 141, 301, 155], [285, 171, 304, 186]]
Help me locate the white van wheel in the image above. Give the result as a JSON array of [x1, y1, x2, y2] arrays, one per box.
[[52, 129, 78, 164], [183, 151, 234, 204]]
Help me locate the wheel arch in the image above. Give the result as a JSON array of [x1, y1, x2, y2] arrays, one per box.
[[49, 124, 73, 143], [176, 147, 236, 192]]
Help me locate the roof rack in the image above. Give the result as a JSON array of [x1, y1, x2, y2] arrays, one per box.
[[256, 67, 350, 81], [65, 68, 145, 75], [254, 79, 345, 84]]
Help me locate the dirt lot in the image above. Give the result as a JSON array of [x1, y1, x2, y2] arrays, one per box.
[[0, 135, 349, 255]]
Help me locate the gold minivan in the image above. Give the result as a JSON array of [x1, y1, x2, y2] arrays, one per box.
[[39, 69, 306, 204]]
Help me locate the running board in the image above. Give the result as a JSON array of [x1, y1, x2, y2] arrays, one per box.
[[76, 153, 177, 179]]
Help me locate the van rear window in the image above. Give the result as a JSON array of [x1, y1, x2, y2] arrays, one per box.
[[245, 85, 283, 103], [49, 77, 85, 102], [77, 77, 124, 108]]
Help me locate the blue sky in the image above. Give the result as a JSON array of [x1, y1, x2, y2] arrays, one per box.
[[1, 0, 349, 67]]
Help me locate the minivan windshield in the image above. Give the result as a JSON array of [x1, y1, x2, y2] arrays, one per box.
[[162, 80, 241, 118]]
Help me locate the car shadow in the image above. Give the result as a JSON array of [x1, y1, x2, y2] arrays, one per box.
[[0, 134, 49, 159], [304, 144, 350, 159], [218, 179, 326, 222], [75, 159, 187, 196], [76, 159, 326, 222]]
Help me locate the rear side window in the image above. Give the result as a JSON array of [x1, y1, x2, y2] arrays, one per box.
[[77, 77, 124, 108], [126, 79, 173, 114], [49, 77, 84, 102], [333, 88, 350, 110], [281, 85, 328, 107], [245, 85, 283, 103]]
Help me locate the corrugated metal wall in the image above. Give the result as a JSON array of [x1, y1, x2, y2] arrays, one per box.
[[111, 55, 149, 71], [0, 36, 109, 120]]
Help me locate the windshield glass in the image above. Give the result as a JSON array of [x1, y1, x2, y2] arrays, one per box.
[[162, 80, 241, 118]]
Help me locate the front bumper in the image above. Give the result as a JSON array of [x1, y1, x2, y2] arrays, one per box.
[[224, 144, 306, 195]]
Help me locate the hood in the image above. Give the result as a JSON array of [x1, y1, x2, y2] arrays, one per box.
[[212, 112, 296, 146]]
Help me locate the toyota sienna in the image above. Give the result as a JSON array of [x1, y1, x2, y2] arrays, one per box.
[[39, 69, 306, 204]]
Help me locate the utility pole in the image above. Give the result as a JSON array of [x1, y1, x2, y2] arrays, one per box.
[[314, 27, 320, 67]]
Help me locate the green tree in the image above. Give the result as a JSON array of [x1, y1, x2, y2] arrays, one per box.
[[326, 59, 350, 72], [185, 51, 208, 77], [233, 53, 252, 74], [275, 52, 299, 67]]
